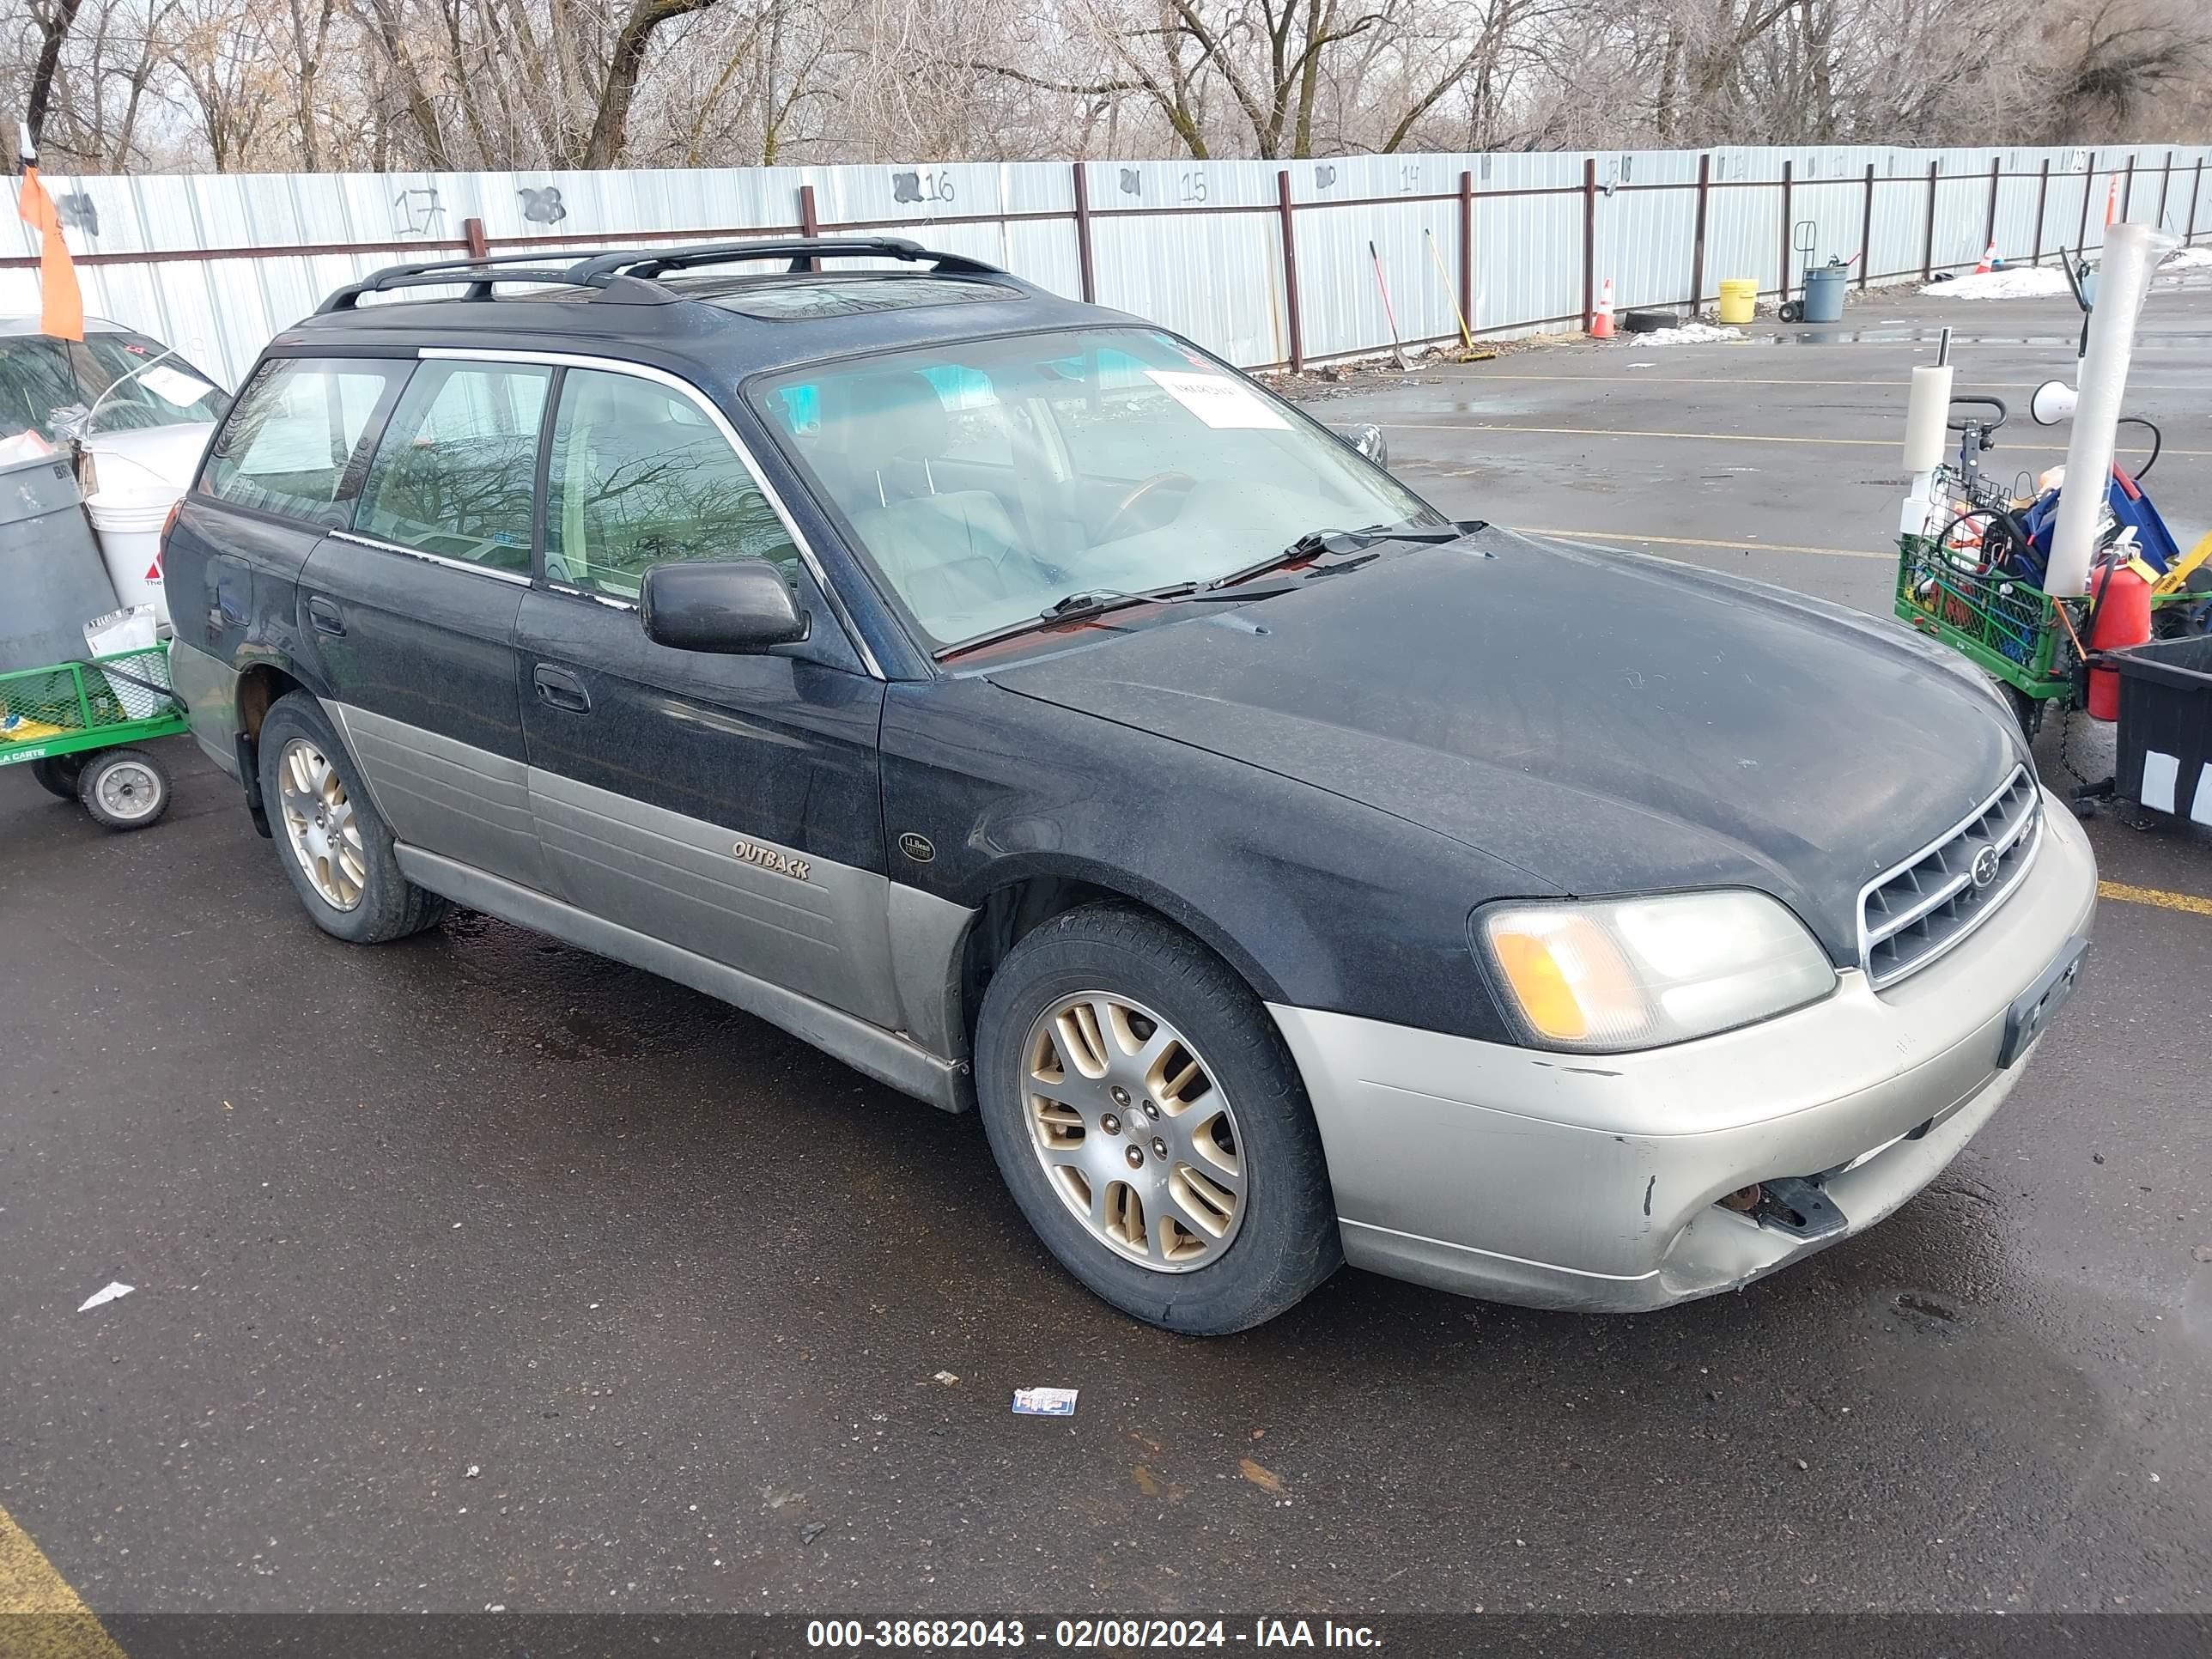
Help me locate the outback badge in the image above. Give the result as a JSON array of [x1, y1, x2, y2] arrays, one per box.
[[732, 838, 811, 882]]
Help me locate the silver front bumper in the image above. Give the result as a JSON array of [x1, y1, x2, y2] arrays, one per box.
[[1270, 788, 2099, 1312]]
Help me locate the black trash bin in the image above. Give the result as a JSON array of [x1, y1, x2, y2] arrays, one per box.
[[2108, 634, 2212, 824]]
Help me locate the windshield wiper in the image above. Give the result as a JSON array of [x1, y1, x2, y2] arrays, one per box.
[[940, 581, 1295, 660], [1200, 521, 1469, 593]]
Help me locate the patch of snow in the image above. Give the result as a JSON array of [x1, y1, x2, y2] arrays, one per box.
[[1919, 267, 2069, 300], [1623, 322, 1749, 345], [2160, 245, 2212, 271]]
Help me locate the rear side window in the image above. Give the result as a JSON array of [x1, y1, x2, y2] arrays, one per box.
[[201, 358, 404, 527], [545, 368, 798, 602], [356, 361, 550, 574]]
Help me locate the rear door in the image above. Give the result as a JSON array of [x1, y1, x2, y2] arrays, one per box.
[[514, 358, 898, 1025], [169, 356, 408, 755], [295, 356, 557, 894]]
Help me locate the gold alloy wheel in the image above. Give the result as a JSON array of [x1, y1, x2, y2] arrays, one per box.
[[276, 738, 367, 911], [1022, 992, 1245, 1271]]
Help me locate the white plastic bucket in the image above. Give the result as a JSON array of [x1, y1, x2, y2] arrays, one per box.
[[86, 489, 177, 629]]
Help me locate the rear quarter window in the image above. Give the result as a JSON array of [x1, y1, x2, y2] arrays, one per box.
[[200, 357, 406, 527]]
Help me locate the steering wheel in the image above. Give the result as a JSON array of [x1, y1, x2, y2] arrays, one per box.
[[1100, 470, 1195, 542]]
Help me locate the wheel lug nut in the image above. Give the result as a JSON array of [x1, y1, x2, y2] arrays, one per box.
[[1151, 1138, 1168, 1159], [1109, 1086, 1131, 1107], [1142, 1100, 1160, 1119], [1099, 1112, 1121, 1135], [1124, 1146, 1145, 1170]]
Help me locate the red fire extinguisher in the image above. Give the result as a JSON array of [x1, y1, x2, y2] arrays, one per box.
[[2086, 560, 2153, 721]]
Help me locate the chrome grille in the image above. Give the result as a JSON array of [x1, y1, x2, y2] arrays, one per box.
[[1858, 766, 2041, 989]]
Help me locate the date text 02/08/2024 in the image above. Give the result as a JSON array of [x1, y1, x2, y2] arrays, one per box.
[[805, 1619, 1382, 1649]]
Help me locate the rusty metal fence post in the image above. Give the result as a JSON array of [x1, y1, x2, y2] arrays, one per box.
[[798, 182, 821, 271], [2192, 161, 2205, 244], [2031, 161, 2050, 264], [2078, 149, 2098, 251], [1923, 159, 1940, 280], [1581, 156, 1597, 331], [2157, 150, 2174, 231], [1689, 153, 1711, 309], [1276, 169, 1304, 373], [1858, 162, 1875, 290], [1983, 156, 2000, 254], [1457, 170, 1474, 331], [1071, 164, 1097, 303], [463, 217, 489, 259], [2124, 155, 2136, 220], [1778, 160, 1792, 298]]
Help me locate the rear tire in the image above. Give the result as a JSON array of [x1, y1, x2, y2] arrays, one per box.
[[257, 692, 447, 944], [2002, 683, 2046, 741], [76, 747, 169, 830], [30, 753, 87, 800], [974, 904, 1340, 1334]]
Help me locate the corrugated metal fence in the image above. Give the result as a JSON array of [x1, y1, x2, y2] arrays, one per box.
[[7, 143, 2209, 391]]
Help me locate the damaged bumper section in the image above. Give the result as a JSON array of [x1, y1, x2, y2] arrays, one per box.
[[1269, 789, 2099, 1313]]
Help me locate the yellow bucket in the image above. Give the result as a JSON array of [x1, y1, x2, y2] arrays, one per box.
[[1717, 279, 1759, 325]]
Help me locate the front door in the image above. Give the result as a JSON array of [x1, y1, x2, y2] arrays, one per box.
[[515, 362, 897, 1026], [297, 356, 556, 895]]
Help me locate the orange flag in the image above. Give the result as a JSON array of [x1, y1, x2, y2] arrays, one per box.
[[17, 162, 85, 342]]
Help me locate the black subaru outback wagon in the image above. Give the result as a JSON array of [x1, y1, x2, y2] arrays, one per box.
[[167, 238, 2094, 1333]]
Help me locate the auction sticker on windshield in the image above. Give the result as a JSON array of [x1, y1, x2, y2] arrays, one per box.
[[140, 365, 217, 406], [1144, 368, 1289, 430]]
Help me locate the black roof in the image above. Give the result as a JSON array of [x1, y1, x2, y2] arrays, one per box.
[[279, 237, 1122, 376]]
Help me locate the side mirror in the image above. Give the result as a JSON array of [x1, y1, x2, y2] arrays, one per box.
[[639, 559, 808, 654], [1339, 422, 1389, 470]]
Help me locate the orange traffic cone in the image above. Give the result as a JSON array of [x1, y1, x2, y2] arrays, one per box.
[[2106, 175, 2119, 227], [1591, 276, 1615, 339], [1973, 240, 1996, 275]]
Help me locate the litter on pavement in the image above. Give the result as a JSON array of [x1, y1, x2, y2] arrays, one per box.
[[76, 1281, 134, 1312], [1012, 1387, 1079, 1417]]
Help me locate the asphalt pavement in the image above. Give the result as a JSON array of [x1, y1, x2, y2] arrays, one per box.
[[3, 277, 2210, 1624]]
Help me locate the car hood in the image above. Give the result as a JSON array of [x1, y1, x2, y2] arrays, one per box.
[[987, 526, 2026, 961]]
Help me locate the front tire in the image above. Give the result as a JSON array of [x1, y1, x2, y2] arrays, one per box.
[[974, 905, 1340, 1334], [257, 693, 446, 943]]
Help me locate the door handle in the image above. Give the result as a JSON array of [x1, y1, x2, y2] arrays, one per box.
[[533, 663, 592, 714], [306, 596, 346, 637]]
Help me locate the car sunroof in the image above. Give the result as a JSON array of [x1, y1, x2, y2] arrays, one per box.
[[689, 274, 1017, 319]]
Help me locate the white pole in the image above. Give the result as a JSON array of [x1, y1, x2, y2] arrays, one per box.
[[2045, 222, 2175, 596]]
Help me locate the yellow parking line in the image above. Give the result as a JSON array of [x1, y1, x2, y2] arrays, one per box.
[[2099, 879, 2212, 917], [0, 1503, 125, 1656], [1386, 420, 2210, 456], [1508, 526, 1891, 562]]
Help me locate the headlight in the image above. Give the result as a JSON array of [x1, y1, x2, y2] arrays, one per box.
[[1477, 890, 1836, 1052]]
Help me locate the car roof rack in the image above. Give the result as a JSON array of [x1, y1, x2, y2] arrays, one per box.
[[564, 236, 1002, 283], [315, 237, 1004, 314]]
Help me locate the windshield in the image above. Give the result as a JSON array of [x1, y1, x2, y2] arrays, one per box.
[[0, 331, 228, 444], [753, 328, 1443, 649]]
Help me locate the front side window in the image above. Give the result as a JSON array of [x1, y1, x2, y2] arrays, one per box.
[[546, 368, 799, 603], [201, 357, 404, 526], [356, 361, 550, 573], [67, 333, 230, 434], [753, 328, 1441, 650]]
